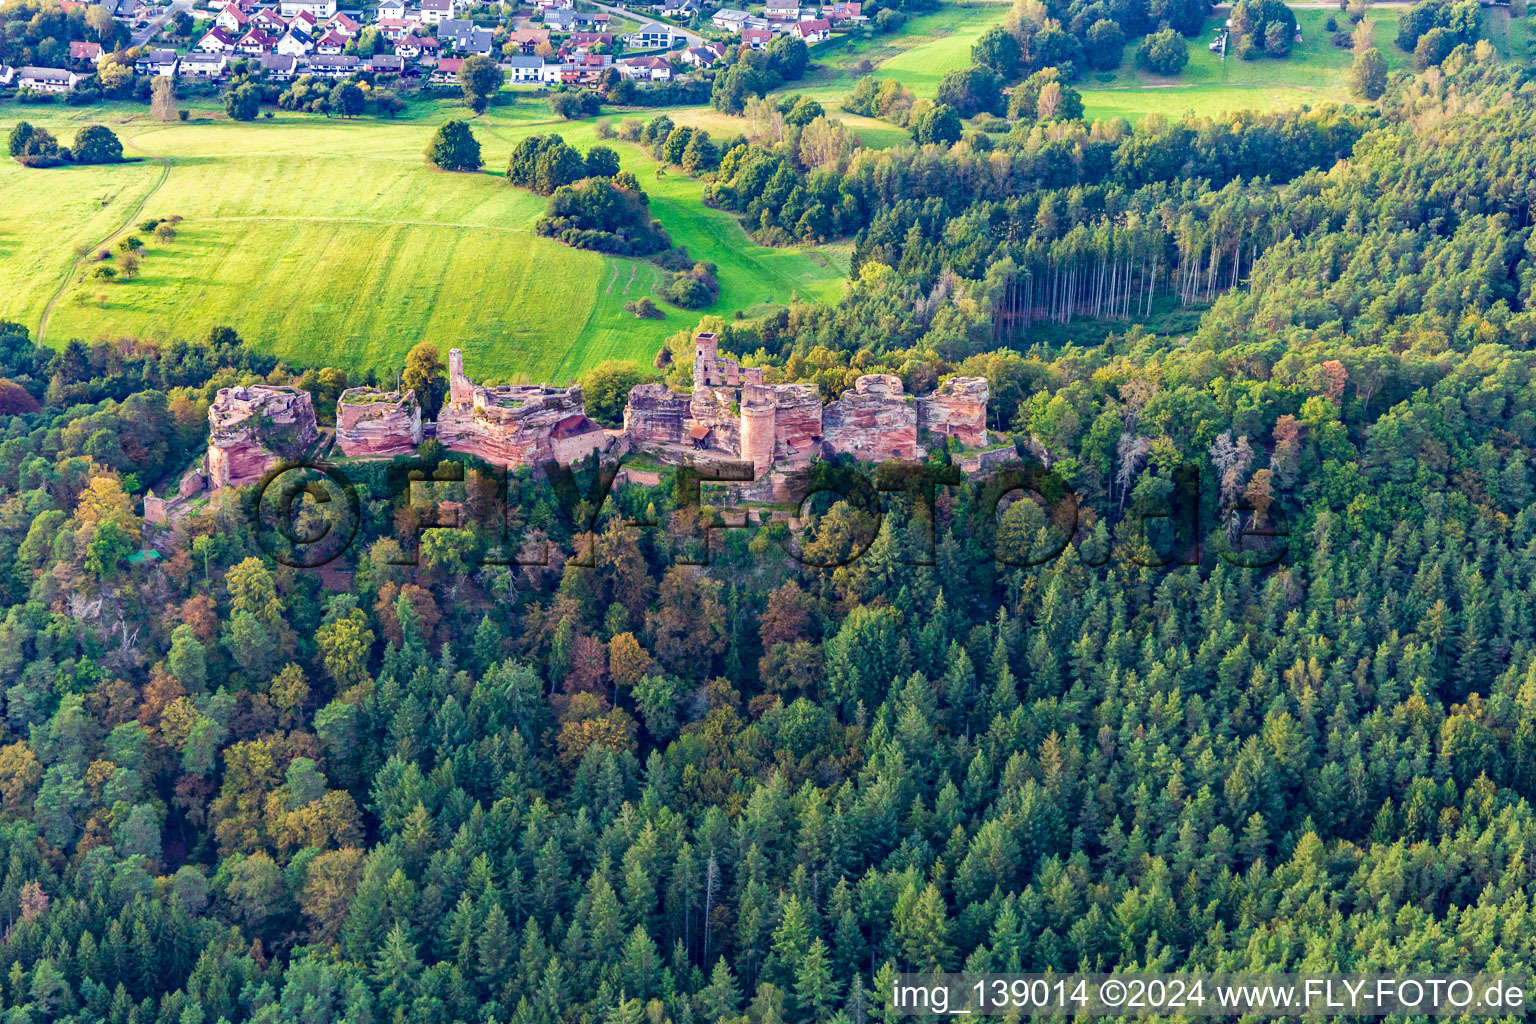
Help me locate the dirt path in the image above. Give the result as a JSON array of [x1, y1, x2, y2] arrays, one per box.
[[37, 132, 171, 345]]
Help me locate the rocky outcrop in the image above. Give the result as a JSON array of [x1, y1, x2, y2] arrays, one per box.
[[623, 383, 690, 445], [336, 388, 423, 457], [822, 375, 921, 462], [437, 348, 608, 468], [918, 376, 989, 448], [205, 385, 319, 488]]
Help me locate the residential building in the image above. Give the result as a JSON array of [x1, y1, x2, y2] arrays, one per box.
[[791, 17, 829, 40], [17, 66, 79, 92], [368, 52, 405, 71], [290, 10, 320, 34], [250, 8, 288, 32], [429, 54, 462, 81], [626, 21, 677, 48], [176, 50, 227, 76], [567, 31, 613, 52], [315, 29, 349, 52], [741, 27, 771, 47], [196, 26, 238, 51], [258, 51, 298, 77], [394, 33, 437, 57], [375, 18, 411, 38], [68, 40, 103, 64], [440, 18, 494, 54], [375, 0, 406, 17], [620, 53, 671, 79], [502, 53, 544, 80], [764, 1, 799, 18], [679, 40, 724, 66], [823, 1, 863, 22], [134, 48, 179, 75], [214, 5, 250, 31], [419, 0, 454, 23], [513, 26, 549, 51], [711, 7, 748, 31], [238, 29, 278, 53], [0, 66, 14, 86], [278, 0, 337, 18], [307, 52, 361, 74], [543, 8, 576, 31], [325, 10, 361, 34], [277, 27, 315, 53], [659, 0, 699, 17]]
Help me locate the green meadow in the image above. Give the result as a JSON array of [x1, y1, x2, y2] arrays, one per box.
[[0, 99, 845, 383]]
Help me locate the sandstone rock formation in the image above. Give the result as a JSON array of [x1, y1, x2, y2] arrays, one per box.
[[205, 385, 319, 488], [822, 374, 921, 462], [436, 349, 608, 468], [918, 376, 990, 448], [336, 388, 423, 457]]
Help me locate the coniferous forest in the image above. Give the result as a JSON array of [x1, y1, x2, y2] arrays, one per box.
[[5, 51, 1536, 1024]]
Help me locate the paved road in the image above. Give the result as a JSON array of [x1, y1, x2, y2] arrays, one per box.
[[586, 0, 706, 47], [130, 0, 192, 47]]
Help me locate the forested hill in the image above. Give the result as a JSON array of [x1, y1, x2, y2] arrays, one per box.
[[4, 55, 1536, 1024]]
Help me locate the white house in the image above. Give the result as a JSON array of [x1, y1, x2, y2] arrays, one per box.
[[679, 41, 724, 66], [429, 55, 462, 81], [277, 27, 315, 54], [176, 50, 227, 76], [538, 60, 562, 83], [258, 52, 298, 78], [375, 18, 411, 39], [659, 0, 699, 17], [196, 26, 238, 51], [0, 65, 14, 86], [214, 5, 249, 32], [791, 17, 829, 40], [279, 0, 336, 19], [740, 27, 771, 47], [419, 0, 454, 23], [711, 7, 748, 31], [134, 48, 179, 75], [17, 66, 79, 92], [315, 29, 349, 53], [626, 21, 678, 48], [325, 12, 361, 35], [307, 53, 361, 75], [764, 2, 800, 18], [502, 54, 544, 81], [619, 54, 671, 80], [375, 0, 406, 17]]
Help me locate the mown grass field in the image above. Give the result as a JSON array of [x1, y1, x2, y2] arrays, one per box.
[[0, 99, 846, 382]]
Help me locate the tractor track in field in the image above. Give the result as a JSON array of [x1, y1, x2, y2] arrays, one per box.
[[37, 133, 171, 345]]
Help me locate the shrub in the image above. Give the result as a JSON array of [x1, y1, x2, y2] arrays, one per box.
[[661, 261, 719, 309], [549, 89, 601, 119]]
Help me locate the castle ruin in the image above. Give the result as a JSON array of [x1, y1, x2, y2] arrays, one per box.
[[624, 332, 997, 479], [435, 349, 609, 468], [336, 387, 423, 457], [204, 384, 320, 488]]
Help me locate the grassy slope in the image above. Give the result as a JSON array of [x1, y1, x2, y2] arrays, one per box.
[[0, 98, 845, 382]]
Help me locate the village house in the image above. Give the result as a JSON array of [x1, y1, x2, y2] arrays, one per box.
[[176, 50, 227, 77], [278, 0, 336, 18], [502, 53, 544, 80], [513, 26, 549, 52], [619, 54, 671, 79], [375, 18, 411, 38], [289, 10, 320, 34], [559, 51, 609, 85], [740, 27, 771, 47], [375, 0, 406, 18], [626, 21, 677, 48], [659, 0, 699, 17], [0, 66, 13, 86], [67, 40, 103, 65], [543, 8, 577, 31], [393, 33, 437, 57], [429, 55, 462, 81], [711, 6, 747, 30], [195, 26, 238, 51], [238, 29, 277, 53], [791, 17, 829, 40], [325, 11, 361, 35], [679, 41, 724, 66], [536, 0, 574, 10], [440, 19, 494, 54], [258, 51, 298, 77], [277, 28, 315, 54], [368, 52, 405, 72], [307, 52, 360, 75], [538, 59, 563, 82], [764, 1, 800, 18], [418, 0, 455, 23], [250, 8, 288, 32], [134, 48, 179, 75], [315, 29, 348, 53], [214, 5, 249, 32], [822, 0, 863, 22], [567, 31, 615, 53], [17, 66, 79, 92]]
